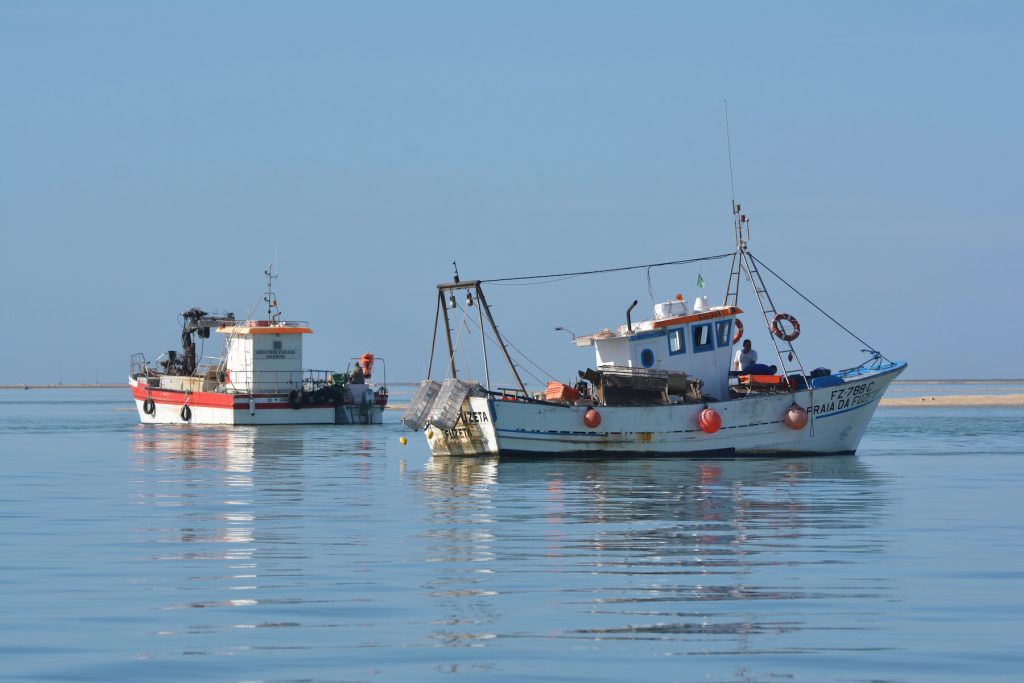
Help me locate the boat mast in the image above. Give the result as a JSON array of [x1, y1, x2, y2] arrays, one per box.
[[720, 103, 808, 386], [432, 273, 526, 394], [263, 262, 281, 323]]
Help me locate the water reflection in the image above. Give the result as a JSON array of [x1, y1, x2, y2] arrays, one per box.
[[128, 425, 384, 655], [414, 455, 889, 654]]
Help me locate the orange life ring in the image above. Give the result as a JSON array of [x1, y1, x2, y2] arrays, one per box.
[[771, 313, 800, 342], [732, 319, 744, 345]]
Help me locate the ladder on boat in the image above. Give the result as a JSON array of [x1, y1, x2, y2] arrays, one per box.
[[724, 208, 809, 385]]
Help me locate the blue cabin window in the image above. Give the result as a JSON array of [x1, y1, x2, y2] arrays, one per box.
[[692, 324, 714, 353], [716, 320, 733, 348], [640, 348, 655, 368], [668, 328, 686, 355]]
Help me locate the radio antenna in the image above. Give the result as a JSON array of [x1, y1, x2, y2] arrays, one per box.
[[724, 99, 738, 215]]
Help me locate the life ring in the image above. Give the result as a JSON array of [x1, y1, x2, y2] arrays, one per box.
[[180, 404, 191, 421], [143, 397, 155, 415], [288, 389, 303, 409], [771, 313, 801, 342], [732, 319, 744, 345]]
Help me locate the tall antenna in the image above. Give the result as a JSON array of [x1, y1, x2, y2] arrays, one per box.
[[723, 99, 746, 252], [724, 99, 737, 215], [263, 262, 280, 322]]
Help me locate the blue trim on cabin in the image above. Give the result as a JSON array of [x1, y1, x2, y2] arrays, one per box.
[[715, 320, 733, 348], [667, 328, 687, 356], [692, 323, 714, 353]]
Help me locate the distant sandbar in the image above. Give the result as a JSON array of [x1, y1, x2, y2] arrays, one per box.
[[880, 394, 1024, 407]]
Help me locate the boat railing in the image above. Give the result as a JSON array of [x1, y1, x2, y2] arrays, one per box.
[[837, 352, 901, 380], [129, 353, 149, 376], [219, 368, 385, 394], [302, 369, 338, 392], [225, 319, 311, 329]]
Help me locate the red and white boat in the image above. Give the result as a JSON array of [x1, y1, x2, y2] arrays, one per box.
[[129, 267, 387, 425]]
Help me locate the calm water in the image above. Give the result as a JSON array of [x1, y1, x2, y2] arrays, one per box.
[[1, 390, 1022, 683]]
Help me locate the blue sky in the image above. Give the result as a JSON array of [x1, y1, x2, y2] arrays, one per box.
[[1, 1, 1021, 384]]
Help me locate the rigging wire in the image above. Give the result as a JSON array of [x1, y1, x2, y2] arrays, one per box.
[[454, 301, 557, 386], [449, 306, 472, 379], [750, 254, 888, 361], [489, 274, 591, 287], [480, 253, 734, 284]]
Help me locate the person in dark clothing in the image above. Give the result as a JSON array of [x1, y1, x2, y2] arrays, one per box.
[[350, 362, 365, 384]]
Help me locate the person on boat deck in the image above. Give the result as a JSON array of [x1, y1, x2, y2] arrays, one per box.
[[733, 339, 757, 372], [747, 363, 778, 375], [350, 362, 365, 384]]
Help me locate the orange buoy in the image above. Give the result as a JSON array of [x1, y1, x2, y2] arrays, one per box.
[[698, 407, 721, 434], [771, 313, 801, 342], [359, 352, 375, 378], [732, 319, 744, 345], [784, 404, 809, 430], [583, 408, 602, 428]]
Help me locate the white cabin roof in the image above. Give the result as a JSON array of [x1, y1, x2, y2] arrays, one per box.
[[574, 305, 743, 346]]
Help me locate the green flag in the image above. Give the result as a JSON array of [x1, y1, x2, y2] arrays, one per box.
[[696, 273, 705, 288]]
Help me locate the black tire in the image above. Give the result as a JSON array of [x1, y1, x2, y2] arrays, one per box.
[[288, 389, 303, 409], [143, 398, 155, 415], [180, 404, 191, 421]]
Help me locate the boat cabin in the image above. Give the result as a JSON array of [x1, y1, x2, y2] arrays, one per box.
[[218, 320, 313, 394], [575, 297, 741, 402]]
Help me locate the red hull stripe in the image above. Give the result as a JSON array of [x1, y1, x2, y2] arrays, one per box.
[[131, 384, 337, 410], [131, 383, 384, 411]]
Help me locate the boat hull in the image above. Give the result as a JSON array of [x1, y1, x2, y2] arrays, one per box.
[[129, 377, 385, 425], [423, 362, 905, 457]]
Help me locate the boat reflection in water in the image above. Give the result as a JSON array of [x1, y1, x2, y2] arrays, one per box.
[[129, 427, 311, 611], [413, 455, 889, 651]]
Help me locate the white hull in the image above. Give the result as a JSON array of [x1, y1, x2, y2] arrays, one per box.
[[129, 377, 385, 426], [424, 363, 904, 457]]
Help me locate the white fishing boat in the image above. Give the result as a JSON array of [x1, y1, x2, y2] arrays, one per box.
[[404, 205, 905, 457], [129, 267, 388, 425]]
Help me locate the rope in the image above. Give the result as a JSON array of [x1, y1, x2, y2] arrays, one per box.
[[750, 254, 890, 361], [481, 253, 734, 284], [458, 304, 556, 386]]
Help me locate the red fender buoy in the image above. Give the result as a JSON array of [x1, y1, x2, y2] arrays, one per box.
[[583, 408, 602, 428], [784, 404, 809, 430], [698, 407, 721, 434]]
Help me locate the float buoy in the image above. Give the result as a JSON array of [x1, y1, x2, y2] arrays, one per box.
[[583, 408, 602, 428], [784, 404, 809, 430], [180, 404, 191, 422], [698, 407, 721, 434], [142, 397, 155, 415], [399, 436, 407, 445], [249, 397, 256, 416], [771, 313, 801, 342], [426, 430, 434, 439], [732, 319, 744, 345]]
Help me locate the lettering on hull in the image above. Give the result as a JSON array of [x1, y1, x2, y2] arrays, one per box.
[[811, 381, 877, 417], [432, 406, 494, 454]]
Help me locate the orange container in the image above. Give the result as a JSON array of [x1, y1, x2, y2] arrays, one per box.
[[740, 374, 783, 385], [545, 381, 580, 403]]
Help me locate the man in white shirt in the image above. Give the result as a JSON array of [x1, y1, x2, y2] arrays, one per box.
[[733, 339, 757, 372]]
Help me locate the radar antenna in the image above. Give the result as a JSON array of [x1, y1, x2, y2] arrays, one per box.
[[264, 262, 281, 322]]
